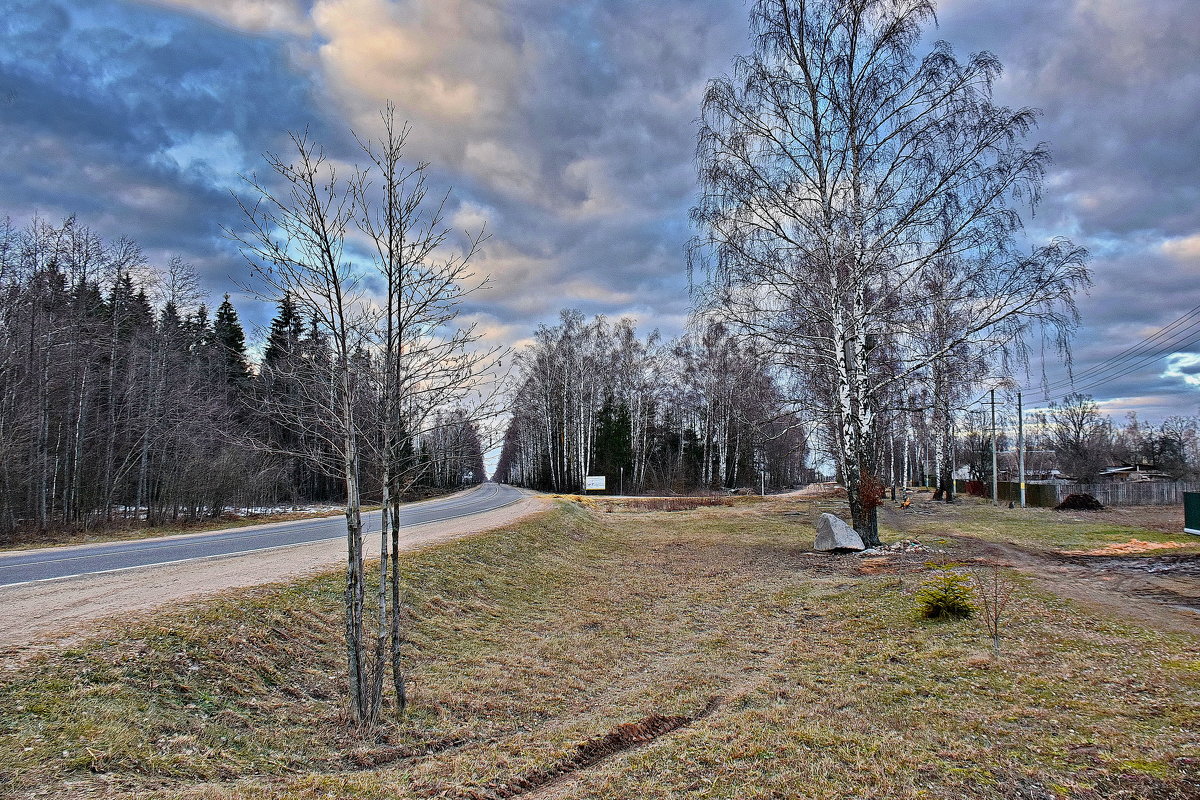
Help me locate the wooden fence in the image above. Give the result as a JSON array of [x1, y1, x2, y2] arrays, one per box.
[[1048, 481, 1200, 507], [952, 479, 1200, 507]]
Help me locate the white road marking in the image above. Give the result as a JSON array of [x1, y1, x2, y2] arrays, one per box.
[[0, 492, 522, 589]]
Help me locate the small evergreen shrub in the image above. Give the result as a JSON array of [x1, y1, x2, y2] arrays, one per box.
[[915, 568, 976, 620]]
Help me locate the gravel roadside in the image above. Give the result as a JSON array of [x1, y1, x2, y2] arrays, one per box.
[[0, 496, 549, 655]]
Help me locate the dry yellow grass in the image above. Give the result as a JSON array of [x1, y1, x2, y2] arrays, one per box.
[[1063, 539, 1190, 556], [1, 498, 1196, 799]]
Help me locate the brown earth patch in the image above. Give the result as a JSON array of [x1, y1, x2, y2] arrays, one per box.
[[460, 698, 721, 799]]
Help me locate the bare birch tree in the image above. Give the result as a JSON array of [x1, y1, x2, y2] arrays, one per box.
[[235, 114, 501, 725], [233, 133, 374, 721], [691, 0, 1090, 544], [352, 106, 501, 720]]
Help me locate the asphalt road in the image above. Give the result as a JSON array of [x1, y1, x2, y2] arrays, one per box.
[[0, 482, 525, 587]]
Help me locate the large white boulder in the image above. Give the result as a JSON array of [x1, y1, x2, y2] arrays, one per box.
[[814, 513, 866, 552]]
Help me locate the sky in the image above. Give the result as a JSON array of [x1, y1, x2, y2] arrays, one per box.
[[2, 0, 1199, 426]]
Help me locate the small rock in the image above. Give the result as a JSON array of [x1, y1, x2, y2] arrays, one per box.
[[814, 513, 866, 552]]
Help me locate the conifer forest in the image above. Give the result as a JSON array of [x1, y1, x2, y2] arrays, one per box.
[[0, 216, 485, 540]]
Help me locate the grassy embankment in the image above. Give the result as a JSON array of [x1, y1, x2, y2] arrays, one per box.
[[1, 494, 1196, 799]]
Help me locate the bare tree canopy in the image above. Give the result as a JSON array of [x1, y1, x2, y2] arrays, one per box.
[[690, 0, 1090, 543], [231, 111, 502, 725]]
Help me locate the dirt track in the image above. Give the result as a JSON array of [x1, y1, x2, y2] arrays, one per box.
[[959, 536, 1200, 636], [0, 496, 548, 656]]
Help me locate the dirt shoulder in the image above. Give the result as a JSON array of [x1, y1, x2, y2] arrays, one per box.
[[0, 495, 548, 655]]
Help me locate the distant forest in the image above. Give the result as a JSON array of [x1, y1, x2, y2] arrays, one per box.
[[0, 217, 485, 537], [494, 310, 813, 494]]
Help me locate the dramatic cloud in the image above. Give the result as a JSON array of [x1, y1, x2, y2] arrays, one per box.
[[312, 0, 523, 138], [936, 0, 1200, 416], [1164, 354, 1200, 387], [1, 0, 1198, 420], [140, 0, 311, 35]]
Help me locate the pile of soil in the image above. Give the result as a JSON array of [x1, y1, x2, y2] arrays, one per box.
[[1055, 493, 1105, 511]]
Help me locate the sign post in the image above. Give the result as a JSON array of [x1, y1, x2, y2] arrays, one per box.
[[585, 476, 606, 492]]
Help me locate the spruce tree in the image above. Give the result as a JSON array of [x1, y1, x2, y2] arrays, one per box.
[[263, 292, 302, 368], [213, 294, 251, 393]]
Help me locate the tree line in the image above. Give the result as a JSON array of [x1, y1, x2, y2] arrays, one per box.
[[494, 310, 812, 494], [0, 214, 487, 541]]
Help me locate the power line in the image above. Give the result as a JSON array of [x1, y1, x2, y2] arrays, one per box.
[[1036, 309, 1200, 393], [945, 303, 1200, 418], [1023, 301, 1200, 404], [1071, 338, 1200, 395], [1035, 303, 1200, 393], [1034, 334, 1200, 407]]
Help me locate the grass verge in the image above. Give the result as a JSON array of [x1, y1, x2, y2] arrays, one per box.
[[0, 498, 1196, 799]]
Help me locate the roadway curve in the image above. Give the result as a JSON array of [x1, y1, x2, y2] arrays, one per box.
[[0, 482, 525, 587], [0, 483, 544, 651]]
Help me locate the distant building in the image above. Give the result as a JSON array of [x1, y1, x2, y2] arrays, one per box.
[[1096, 462, 1175, 483], [988, 450, 1075, 484], [968, 453, 1178, 485], [1023, 468, 1075, 484]]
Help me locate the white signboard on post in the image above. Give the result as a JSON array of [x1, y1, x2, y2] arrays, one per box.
[[585, 475, 606, 491]]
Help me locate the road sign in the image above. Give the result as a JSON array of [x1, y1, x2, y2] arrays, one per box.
[[585, 476, 606, 491]]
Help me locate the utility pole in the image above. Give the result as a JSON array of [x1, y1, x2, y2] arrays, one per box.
[[980, 389, 1002, 505], [991, 389, 999, 505], [1017, 391, 1026, 508]]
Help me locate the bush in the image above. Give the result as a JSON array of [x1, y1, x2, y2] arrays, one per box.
[[974, 565, 1017, 654], [916, 568, 976, 620]]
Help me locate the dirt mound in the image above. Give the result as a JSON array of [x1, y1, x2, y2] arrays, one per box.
[[1055, 493, 1104, 511]]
